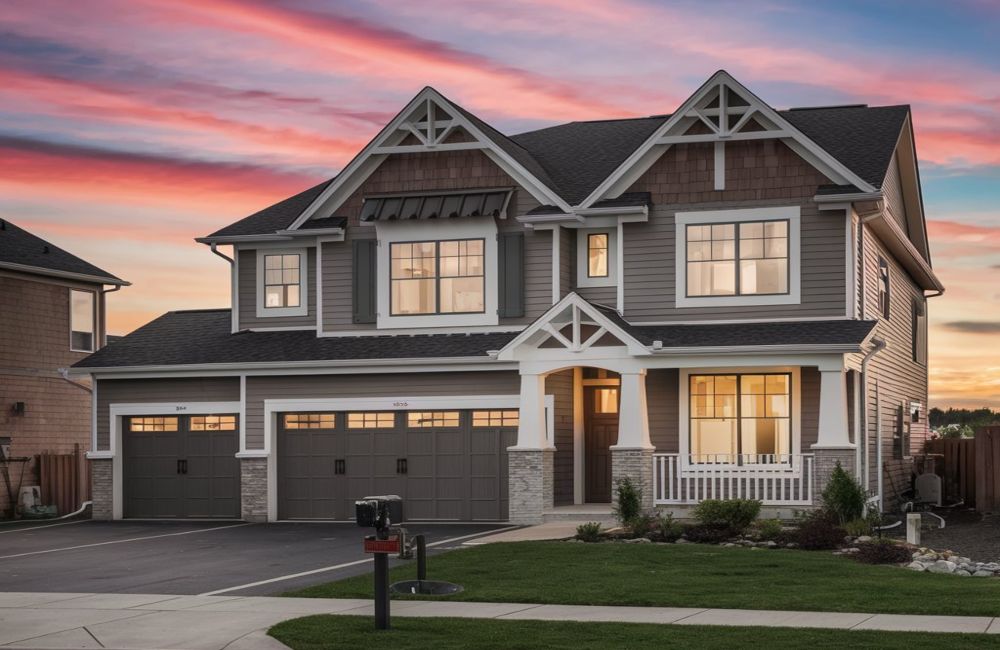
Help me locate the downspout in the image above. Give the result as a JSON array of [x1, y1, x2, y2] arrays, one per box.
[[208, 243, 237, 333], [859, 338, 887, 508]]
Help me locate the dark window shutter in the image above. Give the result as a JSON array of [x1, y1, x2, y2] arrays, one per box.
[[498, 232, 524, 319], [352, 239, 377, 324]]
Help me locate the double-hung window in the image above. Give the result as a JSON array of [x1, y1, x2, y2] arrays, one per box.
[[689, 373, 792, 465], [390, 239, 484, 315], [576, 229, 617, 288], [70, 289, 95, 352], [256, 248, 308, 318], [686, 220, 788, 297]]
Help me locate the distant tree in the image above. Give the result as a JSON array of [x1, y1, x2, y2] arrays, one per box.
[[928, 407, 1000, 433]]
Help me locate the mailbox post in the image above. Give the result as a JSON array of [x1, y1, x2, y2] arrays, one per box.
[[356, 495, 403, 630]]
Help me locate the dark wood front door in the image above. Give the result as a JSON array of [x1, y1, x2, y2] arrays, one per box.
[[584, 386, 619, 503]]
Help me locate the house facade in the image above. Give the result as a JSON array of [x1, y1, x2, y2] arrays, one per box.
[[74, 72, 941, 524], [0, 219, 126, 517]]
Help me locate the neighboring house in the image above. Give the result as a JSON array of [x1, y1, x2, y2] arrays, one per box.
[[73, 71, 941, 524], [0, 219, 127, 517]]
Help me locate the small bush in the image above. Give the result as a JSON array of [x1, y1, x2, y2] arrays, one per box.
[[754, 518, 784, 541], [575, 521, 603, 543], [854, 538, 912, 565], [613, 477, 642, 527], [648, 512, 684, 542], [692, 499, 762, 534], [628, 513, 657, 539], [844, 517, 871, 537], [821, 462, 867, 525], [793, 509, 847, 550], [683, 523, 736, 544]]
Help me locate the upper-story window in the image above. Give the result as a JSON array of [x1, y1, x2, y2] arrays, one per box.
[[255, 248, 308, 318], [390, 239, 485, 315], [576, 228, 617, 288], [912, 298, 926, 364], [675, 206, 800, 308], [686, 220, 788, 297], [878, 257, 890, 319], [70, 289, 96, 352]]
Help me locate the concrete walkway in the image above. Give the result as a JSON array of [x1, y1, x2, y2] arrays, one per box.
[[463, 522, 579, 544], [1, 592, 998, 649]]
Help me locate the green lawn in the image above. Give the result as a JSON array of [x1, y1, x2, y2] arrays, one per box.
[[286, 541, 1000, 617], [269, 616, 1000, 650]]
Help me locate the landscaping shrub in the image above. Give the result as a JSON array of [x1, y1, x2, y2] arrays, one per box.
[[648, 512, 683, 542], [844, 517, 871, 537], [628, 513, 657, 539], [754, 518, 784, 541], [820, 462, 867, 525], [613, 477, 642, 527], [793, 509, 847, 550], [683, 523, 736, 544], [854, 538, 912, 565], [692, 499, 762, 534], [575, 522, 603, 543]]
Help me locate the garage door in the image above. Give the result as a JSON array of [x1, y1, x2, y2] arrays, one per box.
[[277, 409, 517, 521], [123, 415, 240, 519]]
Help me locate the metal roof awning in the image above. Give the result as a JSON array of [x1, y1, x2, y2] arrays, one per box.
[[359, 188, 512, 222]]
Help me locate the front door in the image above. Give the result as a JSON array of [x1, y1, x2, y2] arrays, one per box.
[[584, 386, 619, 503]]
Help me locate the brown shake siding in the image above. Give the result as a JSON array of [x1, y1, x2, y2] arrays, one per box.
[[622, 139, 847, 321], [243, 371, 520, 450], [317, 149, 552, 331], [94, 377, 241, 450], [238, 247, 317, 330]]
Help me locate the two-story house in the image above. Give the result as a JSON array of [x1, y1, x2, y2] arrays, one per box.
[[73, 71, 942, 524], [1, 219, 127, 517]]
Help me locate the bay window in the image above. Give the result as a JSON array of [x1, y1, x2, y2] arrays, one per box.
[[390, 239, 484, 315], [689, 373, 791, 464]]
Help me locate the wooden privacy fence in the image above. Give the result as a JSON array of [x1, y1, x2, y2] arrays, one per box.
[[975, 426, 1000, 514], [924, 437, 976, 507], [37, 444, 91, 516]]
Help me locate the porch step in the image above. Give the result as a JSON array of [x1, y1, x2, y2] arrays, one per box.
[[543, 505, 616, 525]]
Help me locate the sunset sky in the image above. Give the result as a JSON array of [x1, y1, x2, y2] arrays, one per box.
[[1, 1, 997, 408]]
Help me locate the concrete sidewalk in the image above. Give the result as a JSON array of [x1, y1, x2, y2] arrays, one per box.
[[1, 592, 998, 649]]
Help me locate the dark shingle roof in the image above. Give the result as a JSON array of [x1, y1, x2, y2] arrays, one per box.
[[72, 309, 517, 368], [780, 105, 909, 187], [0, 218, 124, 283], [510, 117, 667, 205], [209, 102, 909, 237]]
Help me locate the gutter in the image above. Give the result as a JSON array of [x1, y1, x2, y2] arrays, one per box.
[[0, 261, 129, 287], [648, 342, 867, 355]]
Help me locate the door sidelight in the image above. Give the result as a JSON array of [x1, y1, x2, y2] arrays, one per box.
[[176, 459, 188, 475], [396, 458, 408, 475], [335, 459, 346, 475]]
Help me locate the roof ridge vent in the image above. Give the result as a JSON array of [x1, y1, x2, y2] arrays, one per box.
[[786, 104, 868, 111]]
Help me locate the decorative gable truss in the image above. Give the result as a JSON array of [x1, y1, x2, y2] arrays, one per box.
[[580, 70, 878, 207], [496, 293, 649, 362], [288, 88, 570, 229]]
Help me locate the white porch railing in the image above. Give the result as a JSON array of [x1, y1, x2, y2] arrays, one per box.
[[653, 454, 815, 506]]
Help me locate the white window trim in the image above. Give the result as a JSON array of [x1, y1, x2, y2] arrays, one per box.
[[678, 366, 803, 477], [675, 206, 801, 308], [375, 218, 498, 329], [69, 288, 97, 353], [255, 248, 308, 318], [576, 227, 617, 288]]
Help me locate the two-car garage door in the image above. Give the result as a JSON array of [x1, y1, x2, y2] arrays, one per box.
[[277, 409, 518, 521]]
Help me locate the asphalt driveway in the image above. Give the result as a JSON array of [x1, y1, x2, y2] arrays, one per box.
[[0, 519, 512, 596]]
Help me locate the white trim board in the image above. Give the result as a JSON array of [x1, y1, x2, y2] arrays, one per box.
[[260, 394, 554, 522], [674, 206, 801, 308]]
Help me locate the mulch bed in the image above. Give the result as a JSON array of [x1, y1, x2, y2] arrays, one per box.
[[919, 509, 1000, 562]]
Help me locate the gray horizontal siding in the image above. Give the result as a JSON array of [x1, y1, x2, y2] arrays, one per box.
[[322, 231, 375, 332], [244, 371, 520, 450], [238, 247, 316, 330], [95, 378, 240, 450], [622, 202, 847, 321]]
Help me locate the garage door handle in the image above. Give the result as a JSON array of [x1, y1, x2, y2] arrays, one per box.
[[334, 459, 346, 475], [177, 459, 188, 475], [396, 458, 407, 475]]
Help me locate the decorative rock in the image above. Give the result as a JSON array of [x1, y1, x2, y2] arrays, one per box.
[[907, 561, 927, 571], [856, 535, 873, 543], [676, 538, 690, 544], [723, 543, 737, 547], [954, 569, 972, 577], [973, 570, 993, 577], [785, 542, 798, 549], [623, 537, 651, 544], [928, 560, 957, 574], [843, 547, 861, 554], [765, 541, 778, 548], [957, 557, 972, 565]]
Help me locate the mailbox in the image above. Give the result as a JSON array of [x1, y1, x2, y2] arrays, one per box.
[[355, 494, 404, 530]]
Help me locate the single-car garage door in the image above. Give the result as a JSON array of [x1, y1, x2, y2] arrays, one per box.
[[123, 415, 240, 519], [277, 409, 517, 521]]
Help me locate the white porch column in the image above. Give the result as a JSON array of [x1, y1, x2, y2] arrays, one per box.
[[612, 371, 652, 450], [814, 369, 853, 449], [514, 371, 552, 449]]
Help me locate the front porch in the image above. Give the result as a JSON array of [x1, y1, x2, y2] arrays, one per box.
[[497, 294, 861, 525]]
